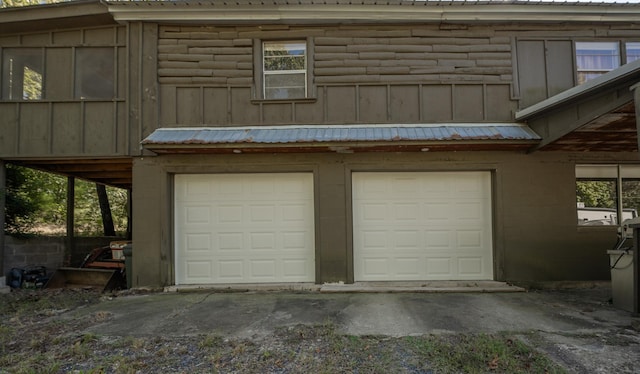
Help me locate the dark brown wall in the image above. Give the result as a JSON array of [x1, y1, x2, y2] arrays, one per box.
[[0, 26, 129, 158], [131, 151, 634, 287], [157, 24, 515, 127], [515, 24, 640, 108]]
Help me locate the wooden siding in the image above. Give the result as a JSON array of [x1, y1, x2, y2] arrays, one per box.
[[157, 23, 640, 126], [158, 24, 515, 126], [0, 25, 129, 158], [515, 24, 640, 109]]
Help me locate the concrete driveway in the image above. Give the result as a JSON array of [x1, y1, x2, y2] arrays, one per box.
[[72, 286, 640, 373]]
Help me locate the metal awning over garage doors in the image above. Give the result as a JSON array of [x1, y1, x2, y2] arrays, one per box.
[[352, 172, 493, 281], [174, 173, 315, 284]]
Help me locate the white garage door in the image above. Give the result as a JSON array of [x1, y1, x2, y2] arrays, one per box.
[[353, 172, 493, 281], [175, 173, 315, 285]]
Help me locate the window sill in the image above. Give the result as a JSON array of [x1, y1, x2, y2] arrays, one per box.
[[251, 97, 317, 105], [576, 225, 619, 232]]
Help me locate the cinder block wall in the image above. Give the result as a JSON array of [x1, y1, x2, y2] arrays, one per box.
[[3, 236, 125, 277]]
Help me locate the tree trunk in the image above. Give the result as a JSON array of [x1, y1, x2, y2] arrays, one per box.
[[96, 184, 115, 236]]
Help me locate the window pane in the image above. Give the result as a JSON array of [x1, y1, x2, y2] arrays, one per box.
[[75, 48, 114, 99], [265, 73, 306, 99], [262, 41, 306, 99], [2, 48, 43, 100], [622, 180, 640, 222], [264, 55, 306, 71], [576, 180, 618, 225], [626, 42, 640, 63], [575, 42, 620, 84], [265, 73, 306, 88]]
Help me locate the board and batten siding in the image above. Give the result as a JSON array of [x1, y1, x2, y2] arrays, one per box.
[[157, 24, 516, 126], [0, 25, 130, 158]]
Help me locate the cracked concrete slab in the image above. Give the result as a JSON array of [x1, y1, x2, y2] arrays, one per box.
[[70, 286, 639, 373]]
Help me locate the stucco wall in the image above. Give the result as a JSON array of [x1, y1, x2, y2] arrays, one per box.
[[131, 151, 634, 287]]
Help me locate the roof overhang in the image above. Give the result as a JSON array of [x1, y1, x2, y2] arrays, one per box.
[[516, 59, 640, 153], [9, 158, 132, 190], [141, 124, 540, 154], [104, 0, 640, 25], [0, 0, 115, 34]]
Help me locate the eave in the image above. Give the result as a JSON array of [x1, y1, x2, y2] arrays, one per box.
[[516, 60, 640, 153], [104, 0, 640, 25], [0, 0, 115, 34]]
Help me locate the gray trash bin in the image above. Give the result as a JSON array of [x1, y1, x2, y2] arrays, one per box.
[[607, 249, 634, 312]]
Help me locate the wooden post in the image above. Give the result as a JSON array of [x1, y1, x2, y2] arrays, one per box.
[[633, 83, 640, 156], [127, 189, 132, 241], [0, 160, 5, 276], [66, 176, 75, 266], [632, 223, 640, 315]]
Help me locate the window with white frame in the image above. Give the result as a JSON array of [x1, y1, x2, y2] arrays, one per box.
[[575, 41, 640, 84], [262, 41, 307, 100], [626, 42, 640, 63], [576, 165, 640, 226]]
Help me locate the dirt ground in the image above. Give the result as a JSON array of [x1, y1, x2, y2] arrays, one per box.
[[0, 287, 638, 373]]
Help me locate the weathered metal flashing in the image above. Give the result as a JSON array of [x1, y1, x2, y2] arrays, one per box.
[[103, 0, 640, 24]]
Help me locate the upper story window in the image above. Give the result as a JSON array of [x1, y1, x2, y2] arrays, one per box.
[[1, 48, 43, 100], [576, 41, 639, 84], [75, 48, 115, 99], [262, 41, 307, 100], [1, 47, 116, 101]]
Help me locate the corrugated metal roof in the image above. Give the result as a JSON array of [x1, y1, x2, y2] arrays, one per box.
[[141, 124, 540, 148]]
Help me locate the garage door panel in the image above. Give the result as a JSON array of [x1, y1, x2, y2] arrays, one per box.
[[426, 258, 452, 276], [185, 260, 213, 280], [354, 172, 493, 281], [186, 234, 211, 252], [218, 260, 244, 280], [360, 230, 389, 249], [458, 257, 484, 276], [457, 230, 484, 248], [175, 173, 315, 285], [395, 257, 422, 276]]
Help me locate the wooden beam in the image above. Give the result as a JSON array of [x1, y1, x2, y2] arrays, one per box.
[[530, 93, 633, 151], [633, 83, 640, 156], [66, 176, 75, 267], [0, 160, 5, 277]]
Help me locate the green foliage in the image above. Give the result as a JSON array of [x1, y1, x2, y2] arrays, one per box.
[[0, 0, 60, 8], [576, 180, 616, 208], [4, 164, 46, 234], [4, 164, 128, 236], [622, 180, 640, 215]]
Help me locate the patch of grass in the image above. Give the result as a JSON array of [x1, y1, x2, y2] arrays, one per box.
[[0, 292, 571, 374], [404, 333, 567, 374], [199, 333, 223, 349], [0, 288, 101, 318]]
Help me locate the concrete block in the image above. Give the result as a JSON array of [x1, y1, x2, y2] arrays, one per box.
[[0, 276, 9, 294]]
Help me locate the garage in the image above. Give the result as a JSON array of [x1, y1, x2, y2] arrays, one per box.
[[352, 172, 493, 281], [174, 173, 315, 284]]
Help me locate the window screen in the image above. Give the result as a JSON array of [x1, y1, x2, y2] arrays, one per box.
[[2, 48, 43, 100], [75, 48, 114, 99]]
